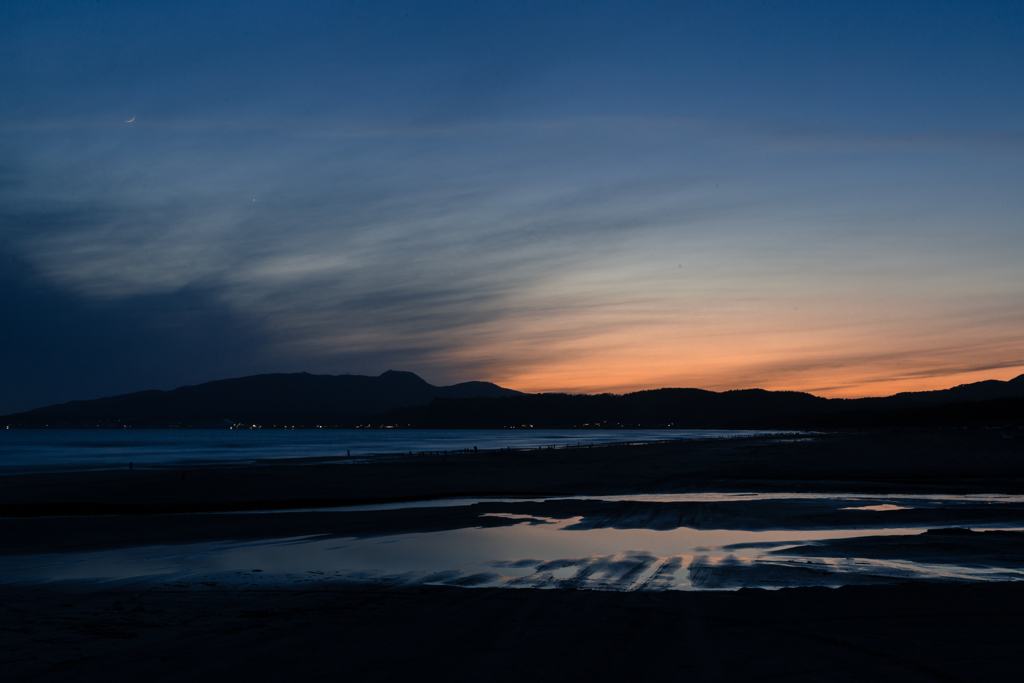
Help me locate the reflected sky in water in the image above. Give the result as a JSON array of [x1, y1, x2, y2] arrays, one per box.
[[4, 514, 1023, 591]]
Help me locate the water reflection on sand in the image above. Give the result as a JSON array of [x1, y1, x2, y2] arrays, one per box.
[[4, 509, 1023, 591], [209, 490, 1024, 516]]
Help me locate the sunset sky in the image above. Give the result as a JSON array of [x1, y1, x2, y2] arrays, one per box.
[[2, 1, 1023, 413]]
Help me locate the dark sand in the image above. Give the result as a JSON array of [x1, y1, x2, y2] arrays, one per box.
[[3, 428, 1024, 515], [766, 527, 1024, 566], [4, 582, 1024, 682], [3, 428, 1024, 681]]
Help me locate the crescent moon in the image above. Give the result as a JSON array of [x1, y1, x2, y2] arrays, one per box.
[[125, 116, 135, 123]]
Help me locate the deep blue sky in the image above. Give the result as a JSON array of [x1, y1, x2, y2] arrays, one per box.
[[3, 1, 1023, 413]]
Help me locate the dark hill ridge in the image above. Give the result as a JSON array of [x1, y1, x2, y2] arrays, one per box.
[[380, 375, 1024, 429], [842, 373, 1024, 409], [6, 371, 521, 426], [4, 372, 1024, 428]]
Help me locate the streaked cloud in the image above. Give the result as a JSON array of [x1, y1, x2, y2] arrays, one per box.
[[2, 1, 1023, 411]]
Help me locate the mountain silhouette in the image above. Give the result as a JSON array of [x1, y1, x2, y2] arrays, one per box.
[[4, 371, 521, 426], [4, 372, 1023, 428], [379, 374, 1024, 429], [852, 374, 1024, 408]]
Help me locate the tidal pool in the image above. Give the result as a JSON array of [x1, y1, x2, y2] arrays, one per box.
[[5, 510, 1023, 591]]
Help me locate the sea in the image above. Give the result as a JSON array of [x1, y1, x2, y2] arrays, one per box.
[[0, 428, 784, 473]]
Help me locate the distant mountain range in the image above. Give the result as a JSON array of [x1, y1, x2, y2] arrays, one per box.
[[382, 375, 1024, 429], [3, 371, 521, 427], [4, 371, 1024, 428]]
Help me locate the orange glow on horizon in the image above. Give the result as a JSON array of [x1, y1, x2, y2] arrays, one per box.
[[495, 364, 1024, 399], [307, 246, 1024, 402], [431, 293, 1024, 400]]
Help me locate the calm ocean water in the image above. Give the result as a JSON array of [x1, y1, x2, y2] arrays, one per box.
[[0, 428, 782, 473]]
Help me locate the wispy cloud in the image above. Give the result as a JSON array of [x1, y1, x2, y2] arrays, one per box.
[[4, 109, 1023, 402], [3, 1, 1024, 408]]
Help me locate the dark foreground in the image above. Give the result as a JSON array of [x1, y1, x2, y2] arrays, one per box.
[[4, 428, 1024, 519], [3, 428, 1024, 681], [4, 582, 1024, 682]]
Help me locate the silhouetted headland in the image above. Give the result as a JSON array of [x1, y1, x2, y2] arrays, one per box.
[[5, 371, 1024, 428], [3, 370, 521, 427]]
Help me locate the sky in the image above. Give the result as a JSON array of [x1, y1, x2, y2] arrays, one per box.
[[2, 0, 1023, 413]]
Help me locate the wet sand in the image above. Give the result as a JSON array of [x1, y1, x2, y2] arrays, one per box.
[[5, 496, 1024, 556], [3, 428, 1024, 516], [3, 428, 1024, 555], [3, 428, 1024, 680], [4, 582, 1024, 682], [767, 527, 1024, 566]]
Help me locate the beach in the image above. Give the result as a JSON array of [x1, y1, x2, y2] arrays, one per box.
[[3, 427, 1024, 680], [5, 581, 1024, 682]]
